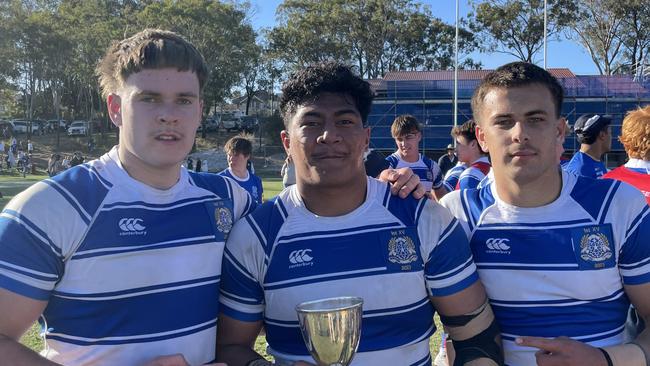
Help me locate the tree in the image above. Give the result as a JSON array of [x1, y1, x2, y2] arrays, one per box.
[[568, 0, 625, 75], [469, 0, 577, 63], [612, 0, 650, 75], [267, 0, 479, 78]]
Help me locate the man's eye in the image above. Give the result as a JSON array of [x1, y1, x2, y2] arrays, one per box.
[[177, 98, 192, 105], [140, 97, 157, 103]]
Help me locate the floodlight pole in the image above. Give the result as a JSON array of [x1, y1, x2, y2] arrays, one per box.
[[454, 0, 459, 135], [544, 0, 548, 70]]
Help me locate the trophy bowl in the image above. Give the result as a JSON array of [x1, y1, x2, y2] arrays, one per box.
[[295, 296, 363, 366]]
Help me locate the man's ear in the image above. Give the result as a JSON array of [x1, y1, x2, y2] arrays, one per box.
[[107, 94, 122, 127], [476, 123, 489, 153], [557, 117, 567, 144], [281, 130, 290, 155]]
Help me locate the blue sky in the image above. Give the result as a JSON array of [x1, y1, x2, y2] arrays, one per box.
[[248, 0, 599, 75]]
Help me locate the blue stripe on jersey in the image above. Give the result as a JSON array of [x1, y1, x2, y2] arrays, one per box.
[[477, 218, 594, 229], [70, 237, 217, 260], [220, 248, 264, 307], [276, 197, 289, 218], [625, 205, 649, 239], [458, 175, 482, 190], [278, 222, 402, 242], [74, 200, 219, 253], [386, 194, 422, 226], [0, 217, 64, 291], [599, 181, 620, 224], [493, 294, 628, 339], [426, 257, 475, 282], [263, 297, 435, 355], [0, 271, 51, 300], [569, 176, 615, 221], [42, 180, 91, 225], [47, 320, 217, 346], [246, 198, 288, 257], [220, 303, 263, 322], [386, 155, 399, 168], [50, 165, 111, 217], [410, 353, 432, 366], [620, 212, 650, 284], [43, 280, 220, 339], [84, 164, 114, 188], [2, 209, 63, 257], [101, 195, 216, 210], [382, 184, 391, 208], [245, 216, 267, 248], [490, 288, 624, 306]]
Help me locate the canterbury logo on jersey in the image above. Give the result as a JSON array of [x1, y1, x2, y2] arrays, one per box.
[[485, 238, 510, 251], [118, 218, 147, 236], [289, 249, 314, 268]]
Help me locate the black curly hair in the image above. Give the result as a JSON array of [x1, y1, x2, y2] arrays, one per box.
[[279, 62, 374, 128]]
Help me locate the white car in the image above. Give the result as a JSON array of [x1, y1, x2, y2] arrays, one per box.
[[67, 121, 89, 136], [11, 120, 29, 133]]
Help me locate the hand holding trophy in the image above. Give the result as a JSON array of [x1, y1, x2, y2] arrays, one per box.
[[295, 297, 363, 366]]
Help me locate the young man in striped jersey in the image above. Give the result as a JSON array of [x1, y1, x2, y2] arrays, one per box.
[[441, 61, 650, 366], [451, 119, 491, 190], [0, 29, 252, 366], [216, 62, 502, 366]]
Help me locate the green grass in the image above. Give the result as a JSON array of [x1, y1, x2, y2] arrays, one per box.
[[4, 174, 442, 359]]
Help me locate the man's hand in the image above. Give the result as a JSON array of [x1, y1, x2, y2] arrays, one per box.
[[141, 354, 227, 366], [516, 336, 608, 366], [378, 168, 426, 199]]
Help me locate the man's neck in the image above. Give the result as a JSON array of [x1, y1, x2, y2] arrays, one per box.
[[118, 146, 180, 190], [580, 144, 604, 162], [494, 167, 563, 208], [298, 175, 367, 217], [230, 166, 248, 179], [398, 151, 419, 163]]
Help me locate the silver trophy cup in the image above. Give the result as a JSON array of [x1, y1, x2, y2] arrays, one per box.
[[295, 297, 363, 366]]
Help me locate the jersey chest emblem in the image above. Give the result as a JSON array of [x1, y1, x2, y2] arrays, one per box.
[[214, 201, 233, 235], [388, 231, 418, 265], [571, 224, 615, 269], [426, 170, 433, 181]]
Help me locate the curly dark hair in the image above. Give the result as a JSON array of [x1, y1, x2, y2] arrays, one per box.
[[279, 62, 374, 127], [472, 62, 564, 122]]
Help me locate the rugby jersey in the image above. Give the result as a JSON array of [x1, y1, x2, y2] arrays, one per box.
[[218, 168, 264, 205], [564, 151, 607, 178], [457, 156, 491, 190], [603, 159, 650, 205], [440, 170, 650, 366], [386, 153, 443, 192], [443, 163, 467, 192], [220, 177, 478, 366], [0, 147, 254, 365]]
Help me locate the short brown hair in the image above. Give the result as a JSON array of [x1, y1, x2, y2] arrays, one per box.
[[451, 119, 477, 142], [224, 135, 253, 157], [96, 29, 209, 99], [619, 106, 650, 160], [471, 62, 564, 124], [391, 115, 421, 138]]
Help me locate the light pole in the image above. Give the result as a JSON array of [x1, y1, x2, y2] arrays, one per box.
[[453, 0, 459, 137], [543, 0, 548, 69]]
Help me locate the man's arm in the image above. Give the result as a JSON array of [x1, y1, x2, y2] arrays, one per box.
[[431, 282, 503, 366], [216, 315, 265, 365], [0, 288, 56, 365]]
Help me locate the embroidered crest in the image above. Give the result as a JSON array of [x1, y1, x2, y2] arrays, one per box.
[[580, 232, 612, 262], [388, 235, 418, 264], [215, 206, 233, 234], [426, 170, 433, 181]]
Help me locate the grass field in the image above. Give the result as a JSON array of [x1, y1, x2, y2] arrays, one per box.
[[2, 173, 442, 360]]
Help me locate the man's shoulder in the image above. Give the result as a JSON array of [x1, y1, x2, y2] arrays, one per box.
[[188, 171, 233, 197]]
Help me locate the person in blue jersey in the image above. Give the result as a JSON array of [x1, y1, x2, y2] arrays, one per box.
[[386, 115, 448, 200], [440, 61, 650, 366], [0, 29, 255, 366], [216, 62, 502, 366], [219, 135, 264, 205], [452, 120, 491, 190], [564, 113, 612, 178]]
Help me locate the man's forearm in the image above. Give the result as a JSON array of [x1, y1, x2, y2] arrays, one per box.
[[0, 334, 61, 366], [216, 344, 270, 366]]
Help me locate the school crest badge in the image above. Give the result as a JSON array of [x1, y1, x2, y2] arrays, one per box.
[[580, 232, 612, 262], [215, 206, 233, 234], [388, 234, 418, 265]]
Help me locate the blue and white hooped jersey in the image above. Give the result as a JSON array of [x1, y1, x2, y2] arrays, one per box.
[[564, 151, 607, 179], [440, 170, 650, 366], [0, 147, 254, 366], [443, 162, 467, 192], [220, 177, 478, 366], [386, 153, 443, 192], [218, 168, 264, 205], [457, 156, 491, 190]]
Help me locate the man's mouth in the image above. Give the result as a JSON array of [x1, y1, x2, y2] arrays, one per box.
[[155, 133, 181, 141]]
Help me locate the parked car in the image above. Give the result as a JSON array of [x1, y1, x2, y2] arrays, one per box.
[[11, 120, 30, 133], [221, 116, 241, 132], [67, 120, 89, 136], [46, 119, 68, 132], [240, 116, 259, 133], [204, 117, 220, 132]]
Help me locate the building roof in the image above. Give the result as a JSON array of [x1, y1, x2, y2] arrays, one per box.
[[382, 68, 576, 81]]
